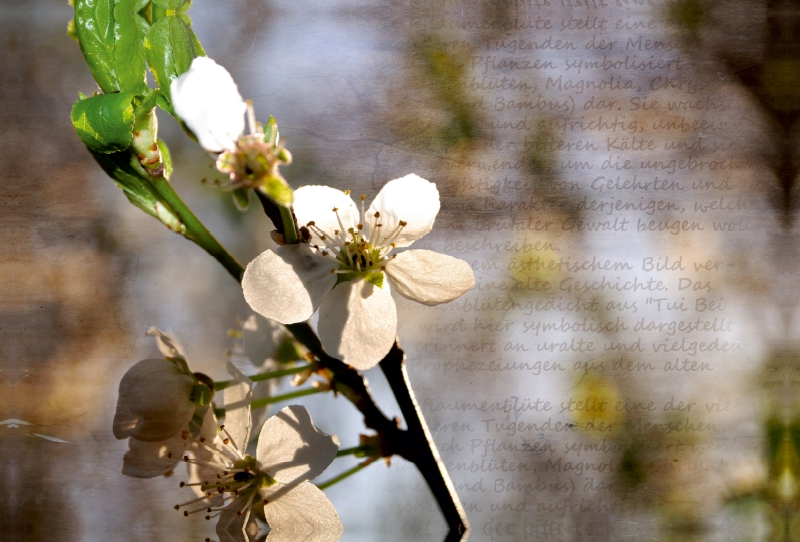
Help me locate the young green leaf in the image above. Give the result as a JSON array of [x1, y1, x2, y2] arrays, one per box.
[[70, 93, 137, 153], [144, 15, 205, 103], [73, 0, 147, 94]]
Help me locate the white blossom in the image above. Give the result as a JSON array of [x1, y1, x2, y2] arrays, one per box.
[[170, 56, 247, 153], [113, 328, 215, 478], [242, 174, 475, 369], [177, 365, 342, 542]]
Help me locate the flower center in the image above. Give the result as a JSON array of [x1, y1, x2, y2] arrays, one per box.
[[174, 425, 276, 524], [305, 193, 407, 286]]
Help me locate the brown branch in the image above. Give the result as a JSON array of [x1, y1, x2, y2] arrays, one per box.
[[287, 323, 469, 540]]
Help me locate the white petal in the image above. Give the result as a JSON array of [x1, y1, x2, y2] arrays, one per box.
[[216, 493, 257, 542], [366, 174, 439, 247], [317, 280, 397, 370], [385, 249, 475, 306], [243, 314, 284, 366], [242, 244, 338, 324], [146, 327, 187, 360], [224, 362, 253, 453], [256, 405, 339, 484], [293, 186, 359, 247], [262, 481, 343, 542], [113, 359, 196, 442], [170, 56, 246, 152], [121, 431, 186, 478]]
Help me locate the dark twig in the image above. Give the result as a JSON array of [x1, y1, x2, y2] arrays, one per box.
[[380, 345, 470, 539]]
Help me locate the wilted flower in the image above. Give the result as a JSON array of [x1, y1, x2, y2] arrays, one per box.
[[113, 328, 215, 478], [242, 174, 475, 369], [178, 365, 342, 542], [170, 56, 247, 153]]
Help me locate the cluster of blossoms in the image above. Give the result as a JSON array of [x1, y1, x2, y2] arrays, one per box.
[[115, 331, 342, 541], [113, 54, 476, 540], [171, 56, 475, 370]]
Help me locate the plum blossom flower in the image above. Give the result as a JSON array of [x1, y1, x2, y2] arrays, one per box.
[[113, 328, 215, 478], [170, 56, 247, 153], [170, 56, 292, 209], [177, 365, 342, 542], [242, 174, 475, 369]]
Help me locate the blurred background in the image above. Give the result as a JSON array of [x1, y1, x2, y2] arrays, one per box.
[[3, 0, 799, 540]]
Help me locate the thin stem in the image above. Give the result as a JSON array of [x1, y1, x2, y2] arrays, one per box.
[[316, 458, 376, 490], [214, 364, 313, 391], [336, 445, 371, 457], [279, 205, 298, 244], [151, 177, 245, 281], [250, 386, 324, 409], [213, 386, 326, 418]]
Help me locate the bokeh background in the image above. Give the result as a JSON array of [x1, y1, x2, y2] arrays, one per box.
[[3, 0, 799, 541]]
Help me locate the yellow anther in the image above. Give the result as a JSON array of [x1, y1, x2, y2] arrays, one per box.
[[344, 189, 351, 195], [399, 220, 408, 227], [307, 221, 316, 226], [332, 207, 339, 212], [374, 212, 380, 218], [360, 194, 366, 201], [357, 224, 363, 230]]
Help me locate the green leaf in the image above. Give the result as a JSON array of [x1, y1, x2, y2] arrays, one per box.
[[152, 0, 188, 9], [70, 93, 136, 153], [144, 15, 205, 103], [112, 0, 148, 93], [90, 149, 184, 233], [74, 0, 116, 92], [232, 187, 251, 211], [133, 12, 150, 35], [74, 0, 147, 94]]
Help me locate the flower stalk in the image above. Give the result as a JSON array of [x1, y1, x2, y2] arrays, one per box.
[[150, 176, 245, 282], [316, 457, 378, 490], [213, 363, 313, 391]]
